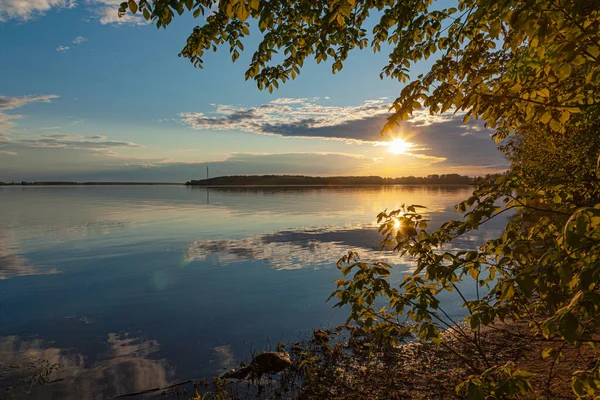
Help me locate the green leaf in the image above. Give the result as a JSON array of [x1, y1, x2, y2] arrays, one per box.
[[516, 274, 534, 297], [559, 312, 580, 343], [128, 0, 137, 14]]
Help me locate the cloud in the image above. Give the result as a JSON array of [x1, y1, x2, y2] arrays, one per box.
[[0, 234, 59, 279], [3, 134, 143, 150], [0, 114, 22, 132], [180, 98, 390, 143], [0, 94, 59, 111], [0, 150, 17, 156], [0, 0, 76, 21], [90, 0, 147, 25], [0, 0, 144, 24], [0, 94, 59, 132], [56, 36, 88, 52], [180, 97, 508, 172]]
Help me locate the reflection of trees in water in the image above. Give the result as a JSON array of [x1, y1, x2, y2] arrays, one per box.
[[0, 333, 173, 399], [0, 235, 58, 280]]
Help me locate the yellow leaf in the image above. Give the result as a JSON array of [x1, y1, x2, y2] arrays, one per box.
[[237, 5, 249, 21], [249, 0, 260, 11], [557, 63, 572, 79], [587, 45, 599, 59], [540, 111, 552, 124], [537, 88, 550, 97]]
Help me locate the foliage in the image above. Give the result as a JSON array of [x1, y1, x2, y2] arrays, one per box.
[[501, 110, 600, 203], [330, 115, 600, 396], [117, 0, 600, 397], [573, 361, 600, 398], [190, 380, 232, 400], [456, 362, 535, 400]]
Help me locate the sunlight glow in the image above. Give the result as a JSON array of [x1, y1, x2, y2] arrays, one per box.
[[393, 218, 402, 230], [387, 138, 413, 155]]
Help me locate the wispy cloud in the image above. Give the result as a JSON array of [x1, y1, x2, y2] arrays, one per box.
[[56, 45, 71, 52], [0, 94, 59, 132], [0, 94, 59, 111], [72, 35, 87, 44], [5, 134, 143, 150]]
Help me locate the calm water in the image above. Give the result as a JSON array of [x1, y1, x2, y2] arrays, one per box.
[[0, 185, 507, 399]]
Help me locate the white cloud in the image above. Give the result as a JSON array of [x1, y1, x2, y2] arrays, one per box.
[[56, 36, 87, 52], [0, 150, 17, 156], [0, 0, 76, 21], [0, 0, 145, 24]]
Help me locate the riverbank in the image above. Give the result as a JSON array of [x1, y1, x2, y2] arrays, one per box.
[[202, 320, 592, 399], [289, 321, 593, 399]]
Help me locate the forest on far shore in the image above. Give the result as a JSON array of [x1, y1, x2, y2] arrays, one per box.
[[185, 174, 495, 186]]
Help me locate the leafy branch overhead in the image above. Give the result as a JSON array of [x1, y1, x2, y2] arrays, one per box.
[[120, 0, 600, 136], [118, 0, 600, 398]]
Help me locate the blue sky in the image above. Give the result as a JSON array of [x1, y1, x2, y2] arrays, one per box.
[[0, 0, 507, 182]]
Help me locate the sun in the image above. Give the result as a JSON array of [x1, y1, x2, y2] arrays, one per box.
[[387, 138, 413, 155]]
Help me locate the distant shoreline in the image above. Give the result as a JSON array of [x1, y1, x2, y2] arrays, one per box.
[[0, 183, 476, 188], [0, 182, 182, 186], [185, 174, 495, 187], [186, 183, 474, 187], [1, 174, 500, 187]]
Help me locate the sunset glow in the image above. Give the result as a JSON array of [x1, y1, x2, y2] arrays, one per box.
[[387, 139, 413, 155]]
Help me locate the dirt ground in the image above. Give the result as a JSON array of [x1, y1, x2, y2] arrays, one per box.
[[293, 322, 599, 399]]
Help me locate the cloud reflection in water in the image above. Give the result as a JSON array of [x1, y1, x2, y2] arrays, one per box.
[[0, 333, 173, 400], [184, 224, 415, 271], [0, 235, 59, 280]]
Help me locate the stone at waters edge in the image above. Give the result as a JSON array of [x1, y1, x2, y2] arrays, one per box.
[[221, 351, 293, 380]]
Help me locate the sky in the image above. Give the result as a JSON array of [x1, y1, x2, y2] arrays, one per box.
[[0, 0, 508, 182]]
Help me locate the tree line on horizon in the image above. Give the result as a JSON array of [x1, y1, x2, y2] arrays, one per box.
[[185, 173, 495, 186]]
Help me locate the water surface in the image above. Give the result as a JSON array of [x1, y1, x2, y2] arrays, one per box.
[[0, 185, 506, 399]]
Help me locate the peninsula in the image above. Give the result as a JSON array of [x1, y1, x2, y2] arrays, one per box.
[[185, 174, 485, 186]]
